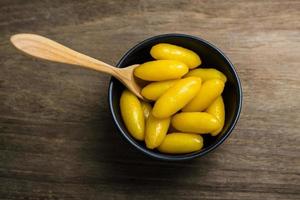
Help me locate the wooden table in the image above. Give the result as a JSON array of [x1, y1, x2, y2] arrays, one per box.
[[1, 0, 299, 199]]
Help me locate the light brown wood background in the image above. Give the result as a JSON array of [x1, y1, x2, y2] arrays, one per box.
[[0, 0, 299, 199]]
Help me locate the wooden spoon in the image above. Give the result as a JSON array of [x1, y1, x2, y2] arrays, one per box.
[[10, 33, 144, 99]]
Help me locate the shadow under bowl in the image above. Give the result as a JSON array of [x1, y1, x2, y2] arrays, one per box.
[[108, 33, 242, 161]]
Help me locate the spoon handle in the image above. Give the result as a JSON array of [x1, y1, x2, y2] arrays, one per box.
[[10, 33, 118, 75]]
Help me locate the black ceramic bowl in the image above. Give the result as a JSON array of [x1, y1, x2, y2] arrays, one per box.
[[108, 33, 242, 161]]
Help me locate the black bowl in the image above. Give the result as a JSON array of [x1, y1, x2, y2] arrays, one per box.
[[108, 33, 242, 161]]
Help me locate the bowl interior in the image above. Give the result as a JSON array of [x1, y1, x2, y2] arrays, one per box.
[[109, 34, 242, 160]]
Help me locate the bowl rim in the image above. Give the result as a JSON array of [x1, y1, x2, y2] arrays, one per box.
[[108, 33, 242, 161]]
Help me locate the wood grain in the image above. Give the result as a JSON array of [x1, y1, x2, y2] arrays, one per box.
[[0, 0, 299, 199]]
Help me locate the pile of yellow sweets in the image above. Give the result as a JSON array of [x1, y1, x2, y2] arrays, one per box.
[[120, 43, 227, 154]]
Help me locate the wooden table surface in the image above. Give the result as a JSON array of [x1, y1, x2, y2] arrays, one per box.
[[1, 0, 299, 199]]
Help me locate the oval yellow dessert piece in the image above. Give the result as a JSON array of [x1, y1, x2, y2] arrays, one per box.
[[141, 80, 178, 101], [152, 77, 202, 118], [120, 90, 145, 141], [134, 60, 188, 81], [157, 133, 203, 154], [185, 68, 227, 82], [150, 43, 201, 69], [183, 79, 225, 112], [171, 112, 221, 134], [206, 96, 225, 136], [145, 114, 170, 149]]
